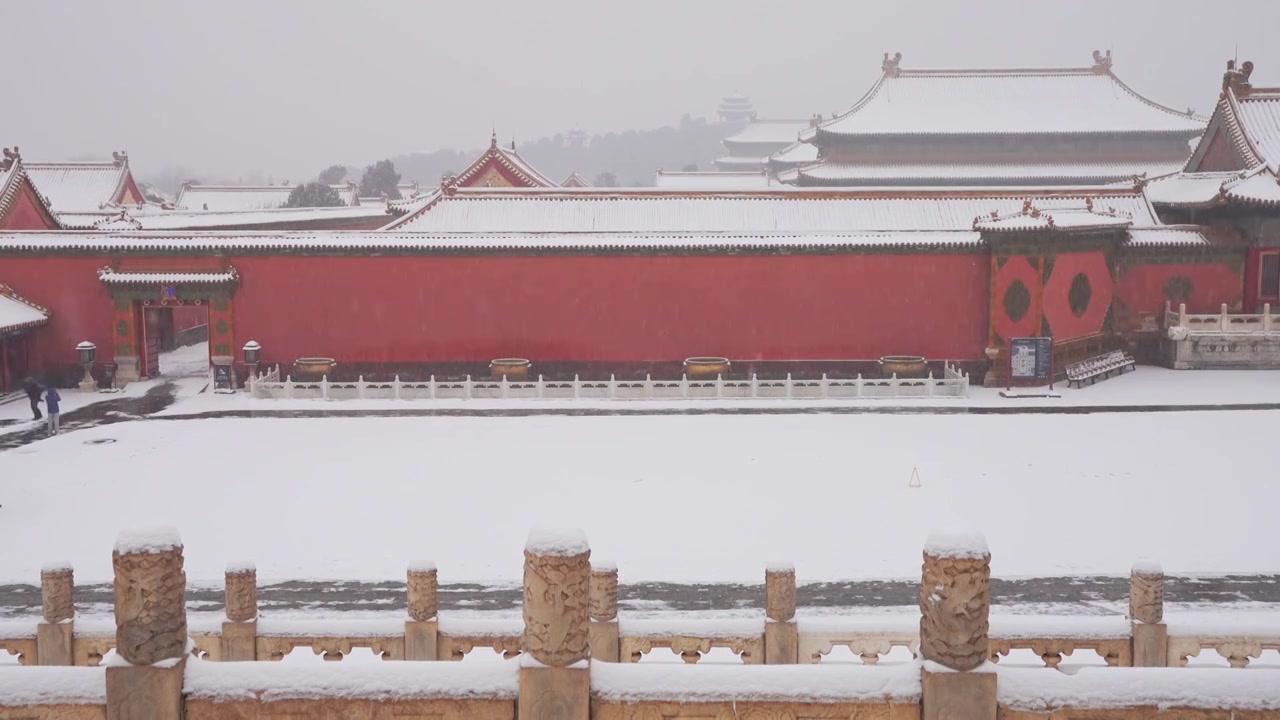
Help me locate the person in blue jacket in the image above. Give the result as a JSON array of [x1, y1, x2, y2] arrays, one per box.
[[45, 386, 62, 435]]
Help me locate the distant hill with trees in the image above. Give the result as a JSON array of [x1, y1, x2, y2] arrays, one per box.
[[390, 114, 728, 187]]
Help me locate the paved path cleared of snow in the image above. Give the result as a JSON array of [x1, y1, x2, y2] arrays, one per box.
[[0, 410, 1275, 586]]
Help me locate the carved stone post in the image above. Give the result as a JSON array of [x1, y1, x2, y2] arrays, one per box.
[[764, 562, 798, 664], [37, 562, 75, 666], [919, 531, 996, 720], [519, 529, 590, 720], [1129, 560, 1167, 667], [588, 561, 619, 662], [222, 562, 257, 661], [106, 528, 187, 720], [405, 561, 439, 661]]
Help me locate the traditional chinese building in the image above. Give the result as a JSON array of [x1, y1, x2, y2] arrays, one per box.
[[561, 172, 592, 188], [780, 52, 1207, 187], [715, 119, 814, 171], [1146, 60, 1280, 312], [445, 133, 557, 188], [24, 151, 145, 214]]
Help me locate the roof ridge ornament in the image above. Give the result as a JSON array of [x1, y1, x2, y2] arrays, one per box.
[[1091, 50, 1113, 74], [882, 52, 902, 77], [111, 150, 128, 167], [1, 146, 20, 172], [1223, 59, 1255, 94]]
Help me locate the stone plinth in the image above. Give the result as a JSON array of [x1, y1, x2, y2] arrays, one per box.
[[221, 620, 256, 662], [405, 620, 439, 661], [41, 564, 75, 623], [523, 531, 590, 667], [224, 564, 257, 622], [106, 658, 185, 720], [519, 665, 589, 720], [111, 531, 187, 666], [919, 533, 990, 672], [408, 563, 438, 621], [36, 622, 74, 666], [921, 668, 995, 720]]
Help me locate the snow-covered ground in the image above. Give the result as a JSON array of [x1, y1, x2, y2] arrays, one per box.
[[157, 341, 210, 378], [0, 409, 1275, 585]]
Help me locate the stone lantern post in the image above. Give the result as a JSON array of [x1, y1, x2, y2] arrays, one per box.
[[77, 341, 98, 392]]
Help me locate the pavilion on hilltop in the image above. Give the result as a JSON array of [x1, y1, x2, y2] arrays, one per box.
[[779, 52, 1208, 187]]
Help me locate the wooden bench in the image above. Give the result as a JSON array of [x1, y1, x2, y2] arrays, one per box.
[[1065, 350, 1135, 388]]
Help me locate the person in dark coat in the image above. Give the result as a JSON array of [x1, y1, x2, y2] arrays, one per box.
[[23, 377, 42, 420]]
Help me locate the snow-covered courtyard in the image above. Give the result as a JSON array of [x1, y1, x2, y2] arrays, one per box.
[[0, 407, 1274, 586]]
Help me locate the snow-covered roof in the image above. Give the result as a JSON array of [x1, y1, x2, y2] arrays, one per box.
[[654, 170, 777, 189], [807, 55, 1206, 140], [723, 119, 810, 147], [713, 155, 768, 170], [769, 141, 819, 167], [1146, 167, 1280, 209], [561, 172, 592, 188], [0, 284, 50, 335], [451, 133, 557, 188], [59, 204, 390, 231], [1126, 227, 1216, 247], [175, 183, 358, 211], [788, 159, 1186, 186], [24, 153, 138, 212], [383, 186, 1162, 234], [1234, 92, 1280, 171], [98, 267, 239, 285], [0, 230, 985, 253], [973, 202, 1133, 232]]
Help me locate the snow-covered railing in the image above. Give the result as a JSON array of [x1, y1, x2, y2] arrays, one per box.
[[5, 536, 1280, 718], [249, 364, 970, 401], [1165, 301, 1276, 336]]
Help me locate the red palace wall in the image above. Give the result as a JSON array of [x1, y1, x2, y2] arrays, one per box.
[[0, 257, 116, 371], [1114, 258, 1243, 325], [228, 254, 991, 365]]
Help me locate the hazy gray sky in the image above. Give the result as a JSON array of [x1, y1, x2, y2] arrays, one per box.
[[6, 0, 1279, 179]]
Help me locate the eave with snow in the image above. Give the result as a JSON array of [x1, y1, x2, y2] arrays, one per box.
[[785, 52, 1207, 187]]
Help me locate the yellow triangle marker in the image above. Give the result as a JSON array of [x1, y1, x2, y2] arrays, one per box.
[[908, 466, 922, 488]]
